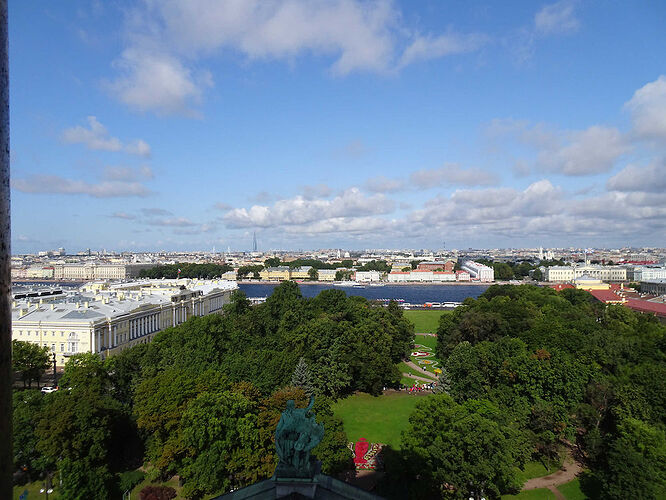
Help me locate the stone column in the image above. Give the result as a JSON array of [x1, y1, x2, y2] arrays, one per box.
[[0, 2, 12, 496]]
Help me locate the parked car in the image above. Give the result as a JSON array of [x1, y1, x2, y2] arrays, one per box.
[[41, 386, 58, 394]]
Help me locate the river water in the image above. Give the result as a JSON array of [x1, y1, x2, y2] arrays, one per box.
[[14, 280, 489, 305], [238, 283, 488, 304]]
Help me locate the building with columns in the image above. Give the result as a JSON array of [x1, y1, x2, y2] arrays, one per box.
[[11, 279, 237, 366]]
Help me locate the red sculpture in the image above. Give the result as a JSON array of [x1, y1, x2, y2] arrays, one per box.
[[353, 438, 370, 465]]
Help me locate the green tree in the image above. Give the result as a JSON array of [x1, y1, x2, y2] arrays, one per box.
[[180, 389, 261, 498], [598, 418, 666, 499], [532, 268, 543, 281], [433, 367, 451, 395], [308, 267, 319, 281], [12, 340, 51, 388], [335, 270, 353, 281], [36, 388, 129, 499], [400, 395, 528, 499], [264, 257, 281, 268], [291, 357, 314, 396], [13, 390, 48, 477]]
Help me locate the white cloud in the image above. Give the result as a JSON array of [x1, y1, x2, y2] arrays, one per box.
[[214, 202, 233, 211], [111, 0, 487, 115], [110, 212, 137, 220], [534, 1, 580, 36], [12, 175, 152, 198], [108, 48, 211, 117], [301, 184, 332, 199], [624, 75, 666, 141], [146, 216, 197, 227], [365, 175, 405, 193], [62, 116, 151, 157], [536, 126, 628, 175], [410, 164, 499, 188], [224, 187, 394, 228], [399, 32, 488, 67], [606, 160, 666, 193], [489, 120, 628, 176], [141, 207, 172, 216], [103, 165, 154, 181]]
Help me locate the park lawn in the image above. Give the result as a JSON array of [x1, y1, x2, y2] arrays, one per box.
[[404, 310, 449, 333], [14, 481, 49, 500], [398, 361, 435, 379], [557, 478, 586, 500], [332, 392, 426, 449], [414, 333, 437, 349], [502, 488, 557, 500], [515, 460, 561, 484]]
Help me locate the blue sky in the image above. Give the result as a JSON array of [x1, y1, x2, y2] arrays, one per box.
[[9, 0, 666, 253]]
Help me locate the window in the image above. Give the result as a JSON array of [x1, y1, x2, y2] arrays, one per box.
[[60, 343, 64, 351], [51, 344, 55, 351]]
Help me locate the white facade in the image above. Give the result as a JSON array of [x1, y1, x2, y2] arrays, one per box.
[[545, 265, 627, 282], [462, 261, 494, 282], [52, 263, 154, 280], [628, 266, 666, 282], [11, 279, 237, 366], [387, 271, 458, 283], [354, 271, 382, 282]]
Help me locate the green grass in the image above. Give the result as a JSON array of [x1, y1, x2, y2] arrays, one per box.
[[398, 361, 435, 379], [332, 392, 426, 448], [557, 478, 586, 500], [14, 481, 49, 500], [404, 310, 449, 333], [414, 333, 437, 348], [410, 334, 441, 374], [502, 488, 557, 500], [515, 460, 561, 484]]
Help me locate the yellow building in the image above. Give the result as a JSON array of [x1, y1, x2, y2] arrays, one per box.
[[260, 266, 292, 281], [11, 279, 237, 366]]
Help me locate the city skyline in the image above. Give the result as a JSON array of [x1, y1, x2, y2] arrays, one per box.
[[9, 1, 666, 253]]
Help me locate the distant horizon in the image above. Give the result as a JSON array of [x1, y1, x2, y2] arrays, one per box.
[[12, 245, 666, 256], [10, 1, 666, 253]]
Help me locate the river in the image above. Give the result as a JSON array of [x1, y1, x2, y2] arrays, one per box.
[[238, 282, 488, 304]]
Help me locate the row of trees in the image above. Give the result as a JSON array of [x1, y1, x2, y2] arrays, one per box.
[[379, 284, 666, 499], [139, 263, 233, 279], [475, 259, 566, 281], [263, 257, 355, 270], [13, 282, 414, 498]]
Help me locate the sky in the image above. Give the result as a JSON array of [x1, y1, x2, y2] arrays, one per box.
[[8, 0, 666, 253]]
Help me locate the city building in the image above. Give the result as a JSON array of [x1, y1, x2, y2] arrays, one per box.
[[461, 261, 494, 282], [259, 266, 292, 281], [416, 261, 455, 272], [318, 269, 337, 281], [387, 270, 462, 283], [11, 279, 237, 366], [354, 271, 382, 282], [641, 279, 666, 296], [627, 266, 666, 281], [544, 265, 627, 282]]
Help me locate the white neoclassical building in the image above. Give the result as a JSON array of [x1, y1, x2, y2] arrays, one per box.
[[11, 279, 237, 366]]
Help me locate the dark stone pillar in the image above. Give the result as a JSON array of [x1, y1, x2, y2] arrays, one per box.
[[0, 1, 11, 498]]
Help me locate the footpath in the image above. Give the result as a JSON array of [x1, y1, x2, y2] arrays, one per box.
[[522, 448, 583, 500], [403, 360, 437, 381]]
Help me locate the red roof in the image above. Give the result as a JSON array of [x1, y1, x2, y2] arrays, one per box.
[[624, 298, 666, 318], [589, 289, 625, 303], [549, 284, 575, 290]]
